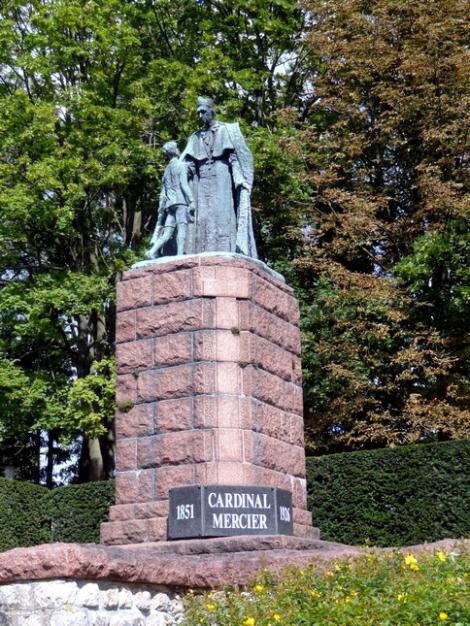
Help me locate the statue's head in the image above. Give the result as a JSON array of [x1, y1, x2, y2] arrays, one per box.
[[196, 96, 216, 127], [162, 140, 180, 159]]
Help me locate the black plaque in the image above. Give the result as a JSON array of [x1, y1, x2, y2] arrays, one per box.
[[168, 485, 202, 539], [276, 488, 294, 536], [168, 485, 293, 539]]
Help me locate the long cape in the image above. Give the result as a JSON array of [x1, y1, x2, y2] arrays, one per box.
[[181, 122, 258, 259]]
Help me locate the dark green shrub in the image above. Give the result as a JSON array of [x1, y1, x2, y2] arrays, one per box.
[[0, 478, 114, 550], [307, 439, 470, 546], [48, 480, 115, 543], [0, 478, 50, 551]]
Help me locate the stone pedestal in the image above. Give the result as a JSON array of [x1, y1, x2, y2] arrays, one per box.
[[101, 253, 314, 545]]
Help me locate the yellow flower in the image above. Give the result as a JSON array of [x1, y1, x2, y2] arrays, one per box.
[[324, 570, 334, 577], [273, 614, 281, 622], [409, 563, 420, 571], [397, 592, 407, 603], [254, 584, 264, 593], [206, 604, 216, 611], [439, 612, 448, 621], [404, 554, 417, 566], [309, 590, 320, 598], [243, 618, 256, 626], [437, 550, 447, 562]]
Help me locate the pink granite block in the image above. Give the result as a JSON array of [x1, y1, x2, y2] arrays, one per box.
[[154, 333, 193, 368], [217, 362, 241, 394], [117, 275, 153, 311], [156, 397, 193, 432], [136, 299, 213, 340], [239, 302, 301, 355], [116, 339, 154, 374], [101, 519, 148, 545], [256, 434, 306, 478], [115, 374, 137, 405], [193, 266, 252, 299], [193, 395, 218, 429], [147, 517, 168, 542], [116, 310, 136, 344], [108, 504, 135, 522], [115, 438, 137, 471], [154, 269, 192, 304], [215, 297, 239, 329], [115, 403, 154, 438], [215, 429, 243, 462], [134, 501, 169, 519], [155, 465, 194, 499]]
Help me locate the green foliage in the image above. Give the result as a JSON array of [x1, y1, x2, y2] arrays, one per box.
[[0, 0, 313, 479], [0, 478, 114, 550], [185, 551, 470, 625], [0, 478, 50, 551], [307, 440, 470, 547], [48, 480, 115, 543], [297, 0, 470, 452]]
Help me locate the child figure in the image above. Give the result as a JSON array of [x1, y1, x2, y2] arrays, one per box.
[[145, 141, 194, 258]]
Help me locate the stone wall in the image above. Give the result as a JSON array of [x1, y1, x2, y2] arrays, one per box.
[[0, 580, 183, 626]]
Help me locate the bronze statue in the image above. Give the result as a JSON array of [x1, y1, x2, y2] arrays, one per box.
[[181, 97, 257, 258], [145, 141, 194, 259]]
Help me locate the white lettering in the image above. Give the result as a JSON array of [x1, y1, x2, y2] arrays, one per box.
[[280, 506, 291, 522], [208, 492, 217, 507], [225, 493, 233, 508], [213, 513, 223, 528], [260, 514, 267, 529]]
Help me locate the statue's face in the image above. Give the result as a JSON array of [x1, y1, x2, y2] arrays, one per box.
[[197, 105, 215, 127]]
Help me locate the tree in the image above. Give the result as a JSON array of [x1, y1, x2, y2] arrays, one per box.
[[0, 0, 313, 481], [299, 0, 470, 452]]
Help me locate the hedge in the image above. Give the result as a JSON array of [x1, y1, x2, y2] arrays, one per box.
[[0, 478, 114, 551], [307, 439, 470, 547], [0, 478, 50, 551]]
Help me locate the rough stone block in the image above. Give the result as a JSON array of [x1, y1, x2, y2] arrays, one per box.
[[147, 517, 168, 542], [117, 275, 153, 311], [138, 431, 212, 468], [255, 434, 306, 478], [137, 364, 213, 403], [155, 465, 194, 499], [109, 504, 135, 522], [115, 403, 154, 438], [116, 310, 136, 344], [154, 269, 192, 304], [215, 429, 243, 462], [134, 501, 169, 519], [193, 266, 251, 299], [292, 477, 308, 509], [115, 375, 137, 406], [115, 438, 137, 472], [293, 507, 313, 526], [154, 333, 193, 368], [115, 470, 155, 504], [252, 275, 295, 322], [136, 299, 213, 340], [239, 302, 301, 355], [156, 397, 193, 432], [100, 519, 148, 545], [242, 367, 303, 414], [241, 333, 302, 383], [116, 339, 153, 374], [215, 297, 239, 328], [217, 362, 241, 394]]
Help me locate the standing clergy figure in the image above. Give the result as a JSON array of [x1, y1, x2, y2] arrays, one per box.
[[182, 97, 257, 258]]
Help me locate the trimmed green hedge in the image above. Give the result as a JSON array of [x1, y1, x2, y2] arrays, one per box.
[[48, 480, 115, 544], [307, 439, 470, 547], [0, 478, 114, 551], [0, 478, 50, 551]]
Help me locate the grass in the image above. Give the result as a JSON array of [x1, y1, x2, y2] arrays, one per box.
[[183, 548, 470, 625]]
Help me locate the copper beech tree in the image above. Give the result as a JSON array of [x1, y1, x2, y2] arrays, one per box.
[[298, 0, 470, 452]]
